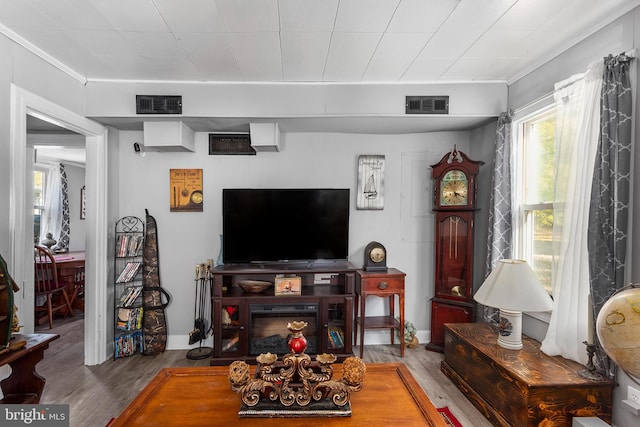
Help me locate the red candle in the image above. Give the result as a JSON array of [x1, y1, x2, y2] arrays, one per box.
[[288, 335, 307, 354]]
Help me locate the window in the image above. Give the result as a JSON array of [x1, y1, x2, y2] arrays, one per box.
[[514, 107, 555, 294], [33, 168, 46, 244]]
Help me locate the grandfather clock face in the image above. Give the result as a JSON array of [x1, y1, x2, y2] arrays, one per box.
[[440, 169, 469, 207]]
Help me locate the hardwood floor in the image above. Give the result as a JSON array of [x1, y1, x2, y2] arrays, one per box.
[[35, 315, 492, 427]]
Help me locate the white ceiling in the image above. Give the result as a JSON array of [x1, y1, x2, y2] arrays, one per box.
[[2, 0, 637, 85], [7, 0, 640, 164]]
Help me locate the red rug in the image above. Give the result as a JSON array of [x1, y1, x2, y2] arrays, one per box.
[[437, 406, 463, 427]]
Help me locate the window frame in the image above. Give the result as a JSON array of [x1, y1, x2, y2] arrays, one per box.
[[512, 100, 555, 297], [33, 165, 48, 244]]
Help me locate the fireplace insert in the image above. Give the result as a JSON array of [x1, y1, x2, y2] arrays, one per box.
[[249, 303, 319, 356]]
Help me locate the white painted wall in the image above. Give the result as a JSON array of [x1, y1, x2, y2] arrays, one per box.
[[106, 127, 122, 358], [468, 121, 499, 288], [64, 163, 86, 252], [116, 129, 474, 347]]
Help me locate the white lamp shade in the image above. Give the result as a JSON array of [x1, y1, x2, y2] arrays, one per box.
[[474, 259, 553, 312]]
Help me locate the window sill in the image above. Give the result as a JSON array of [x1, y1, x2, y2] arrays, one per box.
[[524, 311, 551, 323], [523, 311, 551, 342]]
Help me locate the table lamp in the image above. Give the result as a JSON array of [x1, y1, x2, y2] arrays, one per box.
[[474, 259, 553, 350]]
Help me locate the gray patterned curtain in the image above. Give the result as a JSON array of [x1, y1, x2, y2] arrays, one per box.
[[54, 164, 70, 252], [588, 53, 633, 377], [483, 111, 513, 322]]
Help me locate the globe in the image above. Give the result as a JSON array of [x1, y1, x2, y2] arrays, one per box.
[[596, 286, 640, 379]]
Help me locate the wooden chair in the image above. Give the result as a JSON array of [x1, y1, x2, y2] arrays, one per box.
[[73, 265, 85, 313], [34, 246, 74, 329]]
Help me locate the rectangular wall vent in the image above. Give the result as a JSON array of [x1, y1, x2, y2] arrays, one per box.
[[405, 96, 449, 114], [209, 134, 256, 155], [136, 95, 182, 114]]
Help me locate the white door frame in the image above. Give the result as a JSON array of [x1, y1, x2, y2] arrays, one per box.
[[10, 84, 110, 365]]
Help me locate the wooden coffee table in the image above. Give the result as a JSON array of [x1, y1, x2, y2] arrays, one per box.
[[111, 363, 447, 426]]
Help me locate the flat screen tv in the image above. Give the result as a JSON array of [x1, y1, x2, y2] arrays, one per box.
[[222, 189, 350, 264]]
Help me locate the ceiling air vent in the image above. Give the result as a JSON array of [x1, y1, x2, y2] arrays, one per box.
[[405, 96, 449, 114], [136, 95, 182, 114], [209, 134, 256, 155]]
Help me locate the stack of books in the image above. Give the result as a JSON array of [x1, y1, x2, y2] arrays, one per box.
[[327, 326, 344, 349]]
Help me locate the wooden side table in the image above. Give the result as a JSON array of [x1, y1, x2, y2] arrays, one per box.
[[0, 333, 59, 403], [355, 268, 405, 358]]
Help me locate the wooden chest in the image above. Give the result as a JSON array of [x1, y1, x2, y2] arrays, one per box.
[[441, 323, 614, 427]]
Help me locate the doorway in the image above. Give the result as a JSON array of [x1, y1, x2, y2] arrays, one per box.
[[9, 84, 109, 365], [29, 116, 87, 332]]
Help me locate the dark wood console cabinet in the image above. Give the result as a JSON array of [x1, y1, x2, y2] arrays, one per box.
[[0, 333, 59, 404], [210, 262, 357, 365], [441, 323, 614, 427]]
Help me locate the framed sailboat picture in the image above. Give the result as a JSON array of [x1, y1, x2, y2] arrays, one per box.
[[357, 155, 385, 210]]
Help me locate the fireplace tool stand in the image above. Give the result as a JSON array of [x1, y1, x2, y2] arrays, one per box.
[[187, 262, 213, 360]]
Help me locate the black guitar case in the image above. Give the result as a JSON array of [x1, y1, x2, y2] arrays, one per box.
[[142, 209, 171, 355]]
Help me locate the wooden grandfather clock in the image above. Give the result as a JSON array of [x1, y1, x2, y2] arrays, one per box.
[[426, 146, 483, 352]]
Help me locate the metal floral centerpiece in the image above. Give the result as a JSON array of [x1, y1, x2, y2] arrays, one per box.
[[228, 321, 366, 418]]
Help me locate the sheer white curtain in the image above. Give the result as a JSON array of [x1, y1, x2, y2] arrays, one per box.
[[540, 61, 603, 365], [39, 163, 64, 247]]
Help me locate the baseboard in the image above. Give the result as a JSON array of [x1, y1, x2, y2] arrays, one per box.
[[166, 334, 213, 350]]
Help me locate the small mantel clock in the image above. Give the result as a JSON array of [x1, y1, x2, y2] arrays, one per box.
[[363, 241, 387, 272], [426, 146, 484, 352]]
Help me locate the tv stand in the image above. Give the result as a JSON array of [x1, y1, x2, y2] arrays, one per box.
[[210, 262, 357, 365], [222, 260, 354, 271]]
